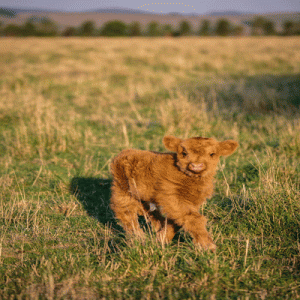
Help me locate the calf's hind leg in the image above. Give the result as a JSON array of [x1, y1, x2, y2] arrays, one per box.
[[110, 184, 144, 236], [142, 202, 181, 243], [142, 202, 165, 232], [157, 220, 181, 244]]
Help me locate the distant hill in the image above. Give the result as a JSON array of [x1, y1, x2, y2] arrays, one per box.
[[84, 8, 154, 14], [0, 7, 61, 15], [208, 11, 249, 16], [0, 7, 17, 17], [0, 7, 251, 17], [0, 6, 155, 15]]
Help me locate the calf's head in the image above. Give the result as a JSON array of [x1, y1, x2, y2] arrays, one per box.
[[163, 136, 238, 177]]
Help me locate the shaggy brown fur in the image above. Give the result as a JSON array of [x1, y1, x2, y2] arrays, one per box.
[[110, 136, 238, 251]]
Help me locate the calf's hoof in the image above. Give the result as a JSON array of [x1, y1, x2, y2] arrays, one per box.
[[195, 236, 217, 252]]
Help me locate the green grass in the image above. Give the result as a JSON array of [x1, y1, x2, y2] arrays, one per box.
[[0, 37, 300, 299]]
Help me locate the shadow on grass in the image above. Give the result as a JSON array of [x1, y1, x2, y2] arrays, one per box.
[[70, 177, 122, 232]]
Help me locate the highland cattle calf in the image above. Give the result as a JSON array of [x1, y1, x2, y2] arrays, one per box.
[[110, 136, 238, 251]]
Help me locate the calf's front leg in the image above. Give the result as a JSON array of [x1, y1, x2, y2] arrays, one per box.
[[159, 202, 216, 251], [182, 212, 216, 251]]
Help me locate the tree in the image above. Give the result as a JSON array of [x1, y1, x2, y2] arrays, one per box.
[[250, 17, 276, 36], [78, 21, 96, 36], [293, 22, 300, 35], [62, 26, 77, 37], [232, 25, 244, 36], [21, 16, 58, 36], [215, 19, 231, 36], [146, 21, 161, 36], [162, 24, 174, 36], [179, 20, 191, 36], [39, 17, 58, 36], [22, 20, 37, 36], [128, 22, 141, 36], [251, 16, 266, 35], [100, 21, 127, 36], [283, 20, 294, 36], [263, 20, 276, 35], [3, 24, 22, 36], [198, 19, 211, 36]]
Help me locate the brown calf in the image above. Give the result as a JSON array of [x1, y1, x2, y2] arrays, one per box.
[[110, 136, 238, 251]]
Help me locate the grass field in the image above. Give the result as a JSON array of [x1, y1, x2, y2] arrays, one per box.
[[0, 37, 300, 299]]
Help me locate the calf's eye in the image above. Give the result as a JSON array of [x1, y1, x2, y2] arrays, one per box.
[[210, 153, 216, 157], [182, 150, 187, 157]]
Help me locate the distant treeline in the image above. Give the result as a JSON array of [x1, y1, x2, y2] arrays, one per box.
[[1, 16, 300, 37]]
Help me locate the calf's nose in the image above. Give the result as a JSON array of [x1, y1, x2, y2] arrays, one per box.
[[189, 163, 205, 172]]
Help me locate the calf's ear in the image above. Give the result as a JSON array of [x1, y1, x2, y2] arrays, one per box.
[[163, 136, 182, 152], [218, 140, 238, 156]]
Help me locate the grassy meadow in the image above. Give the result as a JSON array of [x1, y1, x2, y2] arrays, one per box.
[[0, 36, 300, 299]]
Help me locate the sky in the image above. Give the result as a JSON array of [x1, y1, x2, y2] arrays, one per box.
[[1, 0, 300, 14]]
